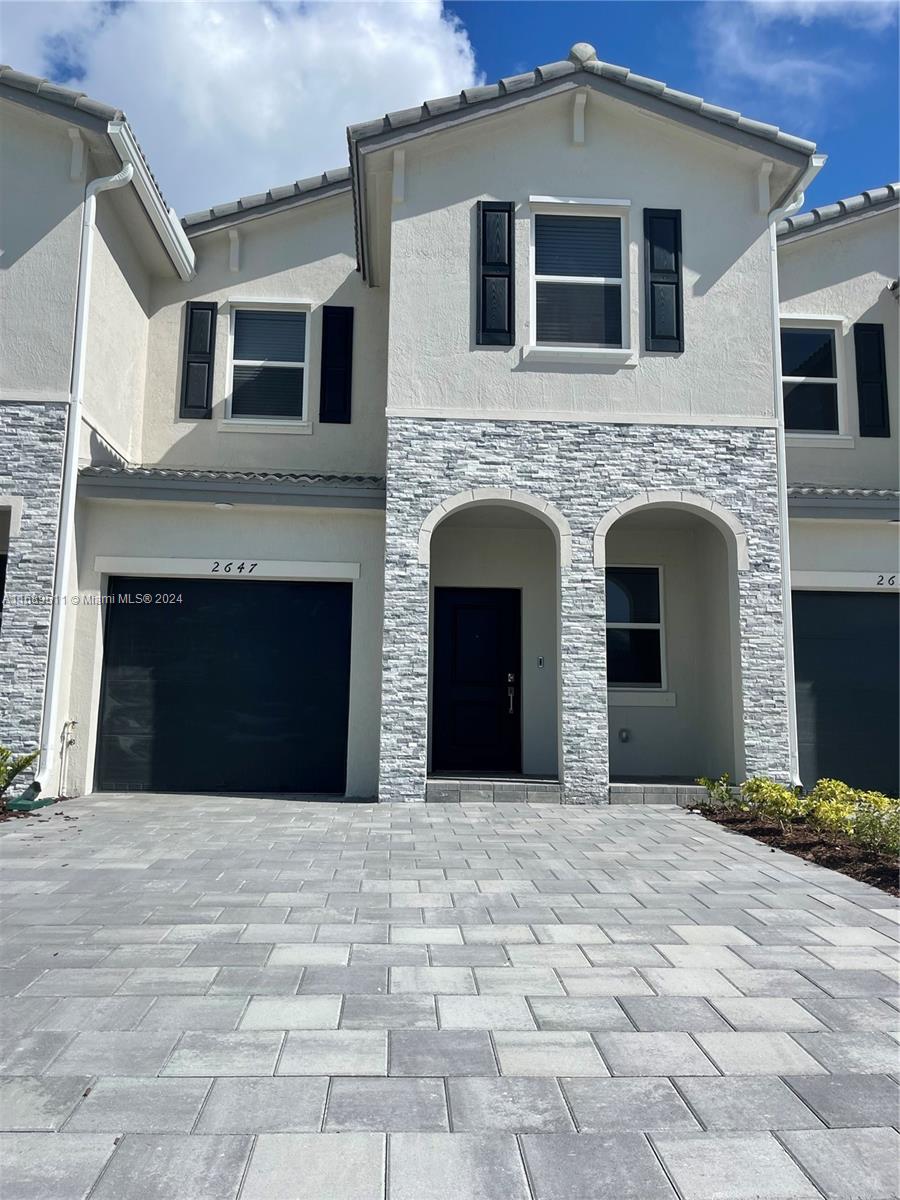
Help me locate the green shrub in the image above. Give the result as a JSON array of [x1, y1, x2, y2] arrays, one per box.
[[0, 746, 40, 806], [696, 773, 734, 808], [853, 800, 900, 856], [807, 778, 857, 839], [698, 768, 899, 860], [805, 779, 900, 856], [740, 777, 811, 829]]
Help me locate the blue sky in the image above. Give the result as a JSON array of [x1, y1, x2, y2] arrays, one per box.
[[1, 0, 896, 213], [451, 0, 899, 210]]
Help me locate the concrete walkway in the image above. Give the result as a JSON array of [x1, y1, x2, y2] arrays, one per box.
[[1, 795, 898, 1200]]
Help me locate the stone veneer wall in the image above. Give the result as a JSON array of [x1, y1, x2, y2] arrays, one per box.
[[0, 403, 66, 755], [380, 417, 792, 803]]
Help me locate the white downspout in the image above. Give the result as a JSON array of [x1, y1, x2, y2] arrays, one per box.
[[35, 162, 134, 796], [766, 154, 826, 787]]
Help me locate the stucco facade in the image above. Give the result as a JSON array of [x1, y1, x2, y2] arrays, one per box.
[[384, 92, 779, 426], [777, 198, 898, 619], [780, 205, 899, 492], [1, 47, 895, 801]]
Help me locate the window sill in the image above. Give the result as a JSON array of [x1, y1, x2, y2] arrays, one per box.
[[609, 689, 676, 707], [522, 345, 637, 367], [786, 433, 854, 449], [217, 420, 312, 436]]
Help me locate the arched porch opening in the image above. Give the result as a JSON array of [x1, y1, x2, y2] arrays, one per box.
[[595, 495, 746, 785], [422, 493, 565, 784]]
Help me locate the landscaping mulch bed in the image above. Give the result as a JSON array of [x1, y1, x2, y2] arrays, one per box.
[[698, 807, 899, 896], [0, 798, 65, 824]]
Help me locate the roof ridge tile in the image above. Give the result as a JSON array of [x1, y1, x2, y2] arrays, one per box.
[[778, 182, 900, 237]]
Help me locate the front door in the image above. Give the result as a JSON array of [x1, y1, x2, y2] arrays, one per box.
[[432, 587, 521, 774]]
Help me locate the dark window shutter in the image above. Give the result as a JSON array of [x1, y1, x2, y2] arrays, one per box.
[[179, 302, 217, 418], [318, 306, 354, 424], [854, 323, 890, 438], [476, 201, 515, 346], [643, 209, 683, 353]]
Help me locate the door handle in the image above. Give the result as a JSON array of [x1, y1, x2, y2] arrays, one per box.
[[507, 686, 515, 715]]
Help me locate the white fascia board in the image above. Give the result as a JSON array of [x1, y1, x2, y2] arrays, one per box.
[[107, 121, 195, 280], [529, 195, 631, 207]]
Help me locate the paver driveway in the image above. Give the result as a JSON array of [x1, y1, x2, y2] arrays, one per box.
[[1, 795, 898, 1200]]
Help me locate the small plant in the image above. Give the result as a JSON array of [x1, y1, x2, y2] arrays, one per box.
[[696, 773, 733, 809], [727, 774, 899, 855], [741, 777, 811, 831], [853, 794, 900, 857], [807, 779, 900, 855], [0, 746, 40, 808]]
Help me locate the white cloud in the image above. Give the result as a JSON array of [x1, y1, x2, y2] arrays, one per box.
[[0, 0, 480, 213], [748, 0, 899, 32], [697, 0, 896, 126]]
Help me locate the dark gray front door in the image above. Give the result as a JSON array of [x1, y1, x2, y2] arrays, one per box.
[[793, 590, 899, 795], [95, 576, 352, 794], [432, 587, 521, 774]]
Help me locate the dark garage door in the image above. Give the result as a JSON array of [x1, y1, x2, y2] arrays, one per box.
[[793, 590, 898, 795], [96, 576, 352, 794]]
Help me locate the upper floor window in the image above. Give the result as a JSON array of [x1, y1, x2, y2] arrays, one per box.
[[534, 213, 624, 348], [606, 566, 665, 689], [781, 326, 840, 433], [228, 308, 307, 421]]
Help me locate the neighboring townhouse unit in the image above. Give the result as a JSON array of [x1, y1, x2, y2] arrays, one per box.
[[0, 70, 194, 784], [778, 185, 899, 795], [0, 43, 896, 804]]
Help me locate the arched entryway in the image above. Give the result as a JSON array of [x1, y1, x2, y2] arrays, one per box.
[[420, 491, 566, 786], [595, 493, 747, 785]]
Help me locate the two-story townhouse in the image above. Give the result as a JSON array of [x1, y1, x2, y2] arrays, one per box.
[[0, 42, 895, 804], [778, 186, 899, 795]]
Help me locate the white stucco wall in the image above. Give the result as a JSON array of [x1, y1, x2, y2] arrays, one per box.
[[385, 90, 778, 424], [779, 208, 899, 490], [142, 193, 388, 475], [605, 515, 736, 780], [429, 515, 559, 777], [0, 103, 84, 400], [61, 498, 385, 798]]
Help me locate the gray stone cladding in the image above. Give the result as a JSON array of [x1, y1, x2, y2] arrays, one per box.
[[380, 417, 792, 803], [0, 403, 66, 756]]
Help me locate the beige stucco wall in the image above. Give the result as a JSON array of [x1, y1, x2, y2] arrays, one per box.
[[424, 506, 739, 782], [385, 89, 778, 424], [0, 103, 84, 400], [429, 515, 559, 777], [606, 514, 737, 780], [61, 498, 385, 798], [779, 209, 899, 490], [80, 192, 152, 460], [789, 517, 900, 576], [142, 193, 388, 475]]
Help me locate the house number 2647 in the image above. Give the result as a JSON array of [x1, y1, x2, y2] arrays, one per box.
[[211, 561, 258, 574]]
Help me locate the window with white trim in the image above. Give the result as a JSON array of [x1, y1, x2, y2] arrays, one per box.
[[533, 213, 625, 347], [229, 309, 307, 421], [781, 326, 840, 433], [606, 566, 665, 688]]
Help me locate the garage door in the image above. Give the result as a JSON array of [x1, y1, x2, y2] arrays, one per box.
[[96, 576, 352, 794], [793, 590, 898, 796]]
